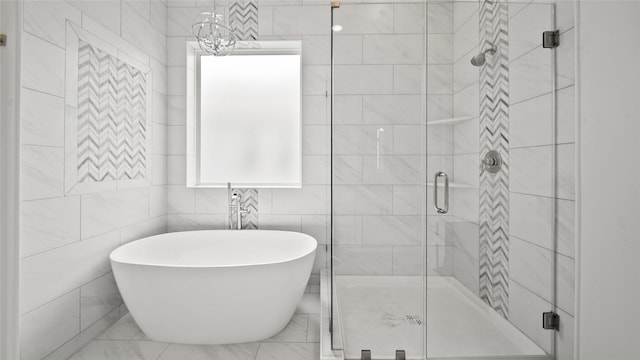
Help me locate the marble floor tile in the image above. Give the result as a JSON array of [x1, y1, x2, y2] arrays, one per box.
[[255, 342, 320, 360], [296, 293, 321, 314], [307, 315, 321, 343], [72, 294, 322, 360], [67, 340, 168, 360], [263, 314, 309, 343], [95, 314, 142, 341], [157, 343, 259, 360]]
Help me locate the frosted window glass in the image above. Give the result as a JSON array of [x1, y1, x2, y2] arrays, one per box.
[[198, 54, 301, 187]]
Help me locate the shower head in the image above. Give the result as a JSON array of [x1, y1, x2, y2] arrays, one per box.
[[470, 47, 496, 66]]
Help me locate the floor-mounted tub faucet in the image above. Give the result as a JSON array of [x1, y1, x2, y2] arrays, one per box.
[[227, 183, 247, 230]]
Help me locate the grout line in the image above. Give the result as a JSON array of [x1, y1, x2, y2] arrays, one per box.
[[155, 342, 171, 360], [253, 342, 262, 360]]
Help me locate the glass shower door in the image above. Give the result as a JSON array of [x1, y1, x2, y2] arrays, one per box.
[[425, 1, 559, 359], [330, 2, 428, 359], [330, 1, 561, 359]]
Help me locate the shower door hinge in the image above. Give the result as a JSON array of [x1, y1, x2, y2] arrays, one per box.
[[542, 30, 560, 48], [0, 34, 7, 47], [542, 311, 560, 331], [361, 350, 371, 360]]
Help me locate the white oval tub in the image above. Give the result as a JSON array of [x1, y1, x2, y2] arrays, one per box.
[[110, 230, 317, 345]]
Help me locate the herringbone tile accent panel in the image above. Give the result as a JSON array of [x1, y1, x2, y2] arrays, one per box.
[[229, 0, 260, 227], [77, 41, 147, 183], [239, 188, 258, 229], [229, 0, 259, 41], [478, 0, 510, 318]]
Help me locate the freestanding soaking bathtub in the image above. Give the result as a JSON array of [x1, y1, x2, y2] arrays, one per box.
[[110, 230, 317, 344]]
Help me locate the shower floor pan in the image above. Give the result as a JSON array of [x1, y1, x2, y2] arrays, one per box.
[[335, 276, 550, 360]]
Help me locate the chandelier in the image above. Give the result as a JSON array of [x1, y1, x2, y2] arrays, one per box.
[[191, 5, 237, 56]]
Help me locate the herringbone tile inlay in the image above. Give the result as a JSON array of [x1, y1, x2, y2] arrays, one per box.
[[77, 40, 147, 183], [478, 0, 510, 318], [230, 0, 259, 41]]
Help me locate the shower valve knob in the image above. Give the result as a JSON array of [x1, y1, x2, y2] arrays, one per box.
[[482, 150, 502, 174]]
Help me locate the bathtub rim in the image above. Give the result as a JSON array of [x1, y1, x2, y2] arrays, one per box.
[[109, 229, 318, 269]]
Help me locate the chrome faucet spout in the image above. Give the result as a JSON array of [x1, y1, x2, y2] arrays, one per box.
[[229, 187, 246, 230]]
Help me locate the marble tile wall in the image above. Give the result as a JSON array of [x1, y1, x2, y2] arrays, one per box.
[[451, 0, 481, 295], [166, 0, 330, 284], [506, 2, 576, 359], [451, 1, 576, 359], [478, 0, 510, 319], [329, 2, 454, 277], [424, 1, 455, 277], [167, 1, 453, 278], [19, 1, 168, 359]]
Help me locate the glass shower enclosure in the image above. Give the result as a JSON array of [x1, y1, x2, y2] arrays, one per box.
[[327, 1, 560, 359]]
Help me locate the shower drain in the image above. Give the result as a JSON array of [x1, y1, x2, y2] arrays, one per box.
[[405, 314, 422, 326]]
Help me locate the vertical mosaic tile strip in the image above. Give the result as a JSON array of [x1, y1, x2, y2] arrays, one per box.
[[478, 0, 510, 318], [239, 188, 258, 229], [229, 0, 259, 41], [77, 40, 147, 183], [230, 0, 259, 228]]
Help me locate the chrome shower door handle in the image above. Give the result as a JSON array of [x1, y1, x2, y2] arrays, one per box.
[[433, 171, 449, 214]]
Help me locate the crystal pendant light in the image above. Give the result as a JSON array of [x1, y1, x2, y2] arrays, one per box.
[[191, 4, 237, 56]]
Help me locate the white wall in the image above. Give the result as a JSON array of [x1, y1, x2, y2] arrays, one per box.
[[1, 1, 22, 359], [18, 1, 168, 359], [576, 1, 640, 359], [449, 1, 576, 358]]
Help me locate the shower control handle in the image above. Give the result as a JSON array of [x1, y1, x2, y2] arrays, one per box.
[[433, 171, 449, 214], [481, 150, 503, 174]]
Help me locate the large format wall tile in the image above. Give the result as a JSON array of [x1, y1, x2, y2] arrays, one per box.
[[509, 46, 553, 104], [81, 188, 150, 239], [22, 33, 66, 96], [509, 192, 555, 250], [510, 145, 554, 197], [21, 197, 81, 258], [510, 236, 554, 303], [21, 88, 65, 148], [122, 3, 166, 62], [453, 247, 479, 295], [333, 246, 392, 275], [24, 1, 81, 48], [508, 281, 553, 354], [427, 2, 453, 34], [21, 290, 80, 360], [394, 3, 424, 34], [508, 3, 552, 61], [80, 272, 122, 330], [334, 65, 394, 95], [453, 10, 478, 62], [453, 1, 478, 33], [362, 216, 422, 246], [427, 34, 453, 64], [333, 185, 393, 215], [273, 6, 328, 36], [362, 155, 424, 185], [68, 0, 122, 35], [21, 145, 65, 201], [21, 230, 120, 315], [363, 95, 423, 125], [363, 34, 423, 65], [393, 65, 423, 95], [334, 4, 394, 35], [272, 186, 327, 215], [20, 2, 169, 358]]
